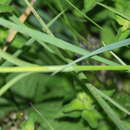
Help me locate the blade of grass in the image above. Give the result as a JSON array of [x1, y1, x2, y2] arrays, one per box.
[[53, 38, 130, 75], [24, 0, 67, 60], [96, 2, 130, 21], [0, 18, 119, 66], [54, 0, 80, 43], [10, 16, 55, 54], [8, 13, 66, 62], [72, 38, 130, 64], [0, 65, 130, 73], [1, 38, 35, 66], [86, 84, 128, 130], [24, 0, 53, 36], [94, 87, 130, 115], [47, 9, 67, 28], [102, 41, 126, 65], [110, 51, 126, 65], [78, 72, 130, 115], [0, 73, 32, 96], [58, 38, 130, 74], [31, 103, 55, 130], [65, 0, 103, 30], [74, 65, 130, 71], [0, 49, 37, 66]]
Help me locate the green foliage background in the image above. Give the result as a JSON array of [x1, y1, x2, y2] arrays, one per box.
[[0, 0, 130, 130]]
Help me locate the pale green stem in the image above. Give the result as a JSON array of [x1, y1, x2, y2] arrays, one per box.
[[102, 41, 126, 65], [24, 0, 53, 36], [47, 9, 66, 27], [65, 0, 103, 30], [110, 51, 126, 65], [0, 65, 130, 73]]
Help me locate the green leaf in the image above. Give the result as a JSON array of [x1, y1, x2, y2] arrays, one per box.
[[116, 16, 130, 31], [84, 0, 96, 12], [58, 111, 81, 119], [66, 0, 102, 30], [86, 84, 128, 130], [123, 50, 130, 60], [96, 2, 130, 21], [102, 89, 115, 97], [82, 110, 100, 128], [61, 38, 130, 74], [97, 121, 112, 130], [114, 92, 130, 112], [0, 73, 32, 97], [0, 48, 36, 66], [0, 97, 10, 105], [115, 0, 130, 17], [0, 18, 119, 66], [63, 98, 85, 112], [101, 26, 115, 44], [0, 5, 14, 13], [0, 28, 8, 43], [6, 73, 74, 102], [63, 92, 94, 112], [0, 0, 12, 5], [21, 113, 35, 130], [123, 120, 130, 130], [7, 73, 47, 101], [27, 101, 87, 130], [11, 35, 26, 49], [116, 30, 130, 41]]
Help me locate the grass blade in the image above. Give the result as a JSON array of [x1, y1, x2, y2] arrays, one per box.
[[1, 38, 35, 66], [65, 0, 103, 30], [47, 9, 67, 28], [0, 73, 32, 96], [94, 87, 130, 115], [0, 49, 37, 66], [63, 38, 130, 71], [0, 65, 130, 73], [24, 0, 53, 35], [96, 2, 130, 21], [86, 84, 128, 130], [0, 18, 119, 66]]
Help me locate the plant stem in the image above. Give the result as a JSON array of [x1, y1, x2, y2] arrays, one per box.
[[0, 65, 130, 73]]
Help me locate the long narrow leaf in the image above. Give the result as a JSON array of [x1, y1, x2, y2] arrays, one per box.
[[63, 38, 130, 72], [0, 73, 32, 96], [86, 84, 128, 130], [65, 0, 103, 30], [0, 65, 130, 73], [0, 49, 37, 66], [0, 18, 119, 66], [94, 87, 130, 115], [96, 2, 130, 21]]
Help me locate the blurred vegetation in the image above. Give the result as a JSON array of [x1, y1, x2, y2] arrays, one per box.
[[0, 0, 130, 130]]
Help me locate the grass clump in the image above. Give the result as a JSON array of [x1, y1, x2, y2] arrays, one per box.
[[0, 0, 130, 129]]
